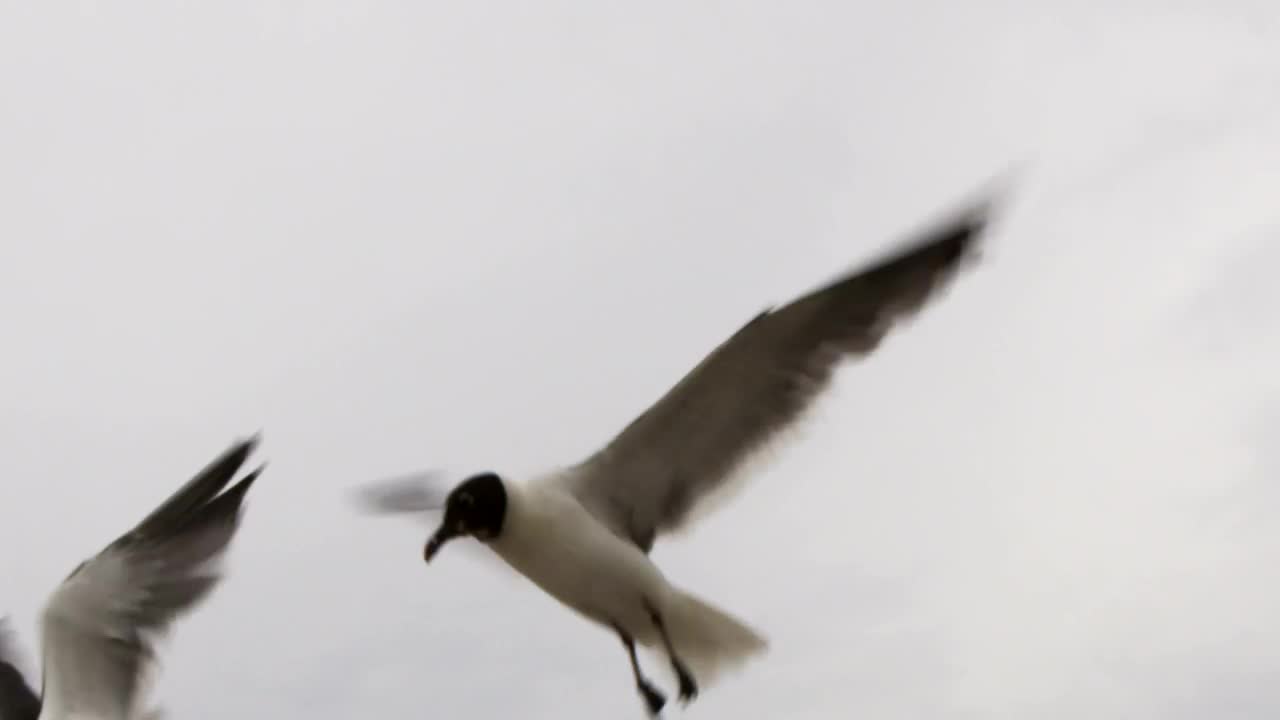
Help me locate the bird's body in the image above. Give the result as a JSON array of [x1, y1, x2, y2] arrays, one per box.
[[357, 182, 1005, 715], [491, 477, 666, 632], [488, 475, 766, 683], [0, 436, 264, 720]]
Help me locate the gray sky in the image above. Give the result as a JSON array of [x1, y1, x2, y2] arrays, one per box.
[[2, 1, 1278, 718]]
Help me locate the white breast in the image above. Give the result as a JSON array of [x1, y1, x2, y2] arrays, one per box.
[[489, 482, 670, 632]]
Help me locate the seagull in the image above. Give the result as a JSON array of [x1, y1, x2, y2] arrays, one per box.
[[0, 436, 264, 720], [358, 187, 1001, 716]]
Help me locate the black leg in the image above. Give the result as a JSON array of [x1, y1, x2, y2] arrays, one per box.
[[645, 603, 699, 704], [614, 623, 666, 717]]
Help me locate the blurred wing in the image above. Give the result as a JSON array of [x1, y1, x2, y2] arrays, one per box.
[[37, 436, 263, 720], [559, 189, 1000, 551], [0, 618, 39, 720], [351, 471, 451, 522]]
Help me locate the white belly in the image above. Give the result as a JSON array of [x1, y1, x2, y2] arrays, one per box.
[[488, 486, 670, 636]]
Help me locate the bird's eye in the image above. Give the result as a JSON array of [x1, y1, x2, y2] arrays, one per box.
[[457, 493, 474, 507]]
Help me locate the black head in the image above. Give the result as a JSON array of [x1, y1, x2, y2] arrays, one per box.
[[423, 472, 508, 563]]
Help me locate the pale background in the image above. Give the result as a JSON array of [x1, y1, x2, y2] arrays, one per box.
[[2, 1, 1278, 718]]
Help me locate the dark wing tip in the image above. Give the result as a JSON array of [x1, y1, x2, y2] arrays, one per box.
[[190, 433, 261, 489], [844, 194, 993, 292], [240, 461, 267, 488], [863, 179, 1011, 286], [151, 461, 264, 558], [940, 170, 1018, 254], [228, 432, 263, 463], [123, 434, 264, 545], [939, 210, 988, 273], [919, 187, 1003, 258], [789, 179, 1007, 354], [214, 462, 266, 510]]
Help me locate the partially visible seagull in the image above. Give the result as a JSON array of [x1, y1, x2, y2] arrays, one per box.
[[357, 186, 1002, 716], [0, 436, 264, 720]]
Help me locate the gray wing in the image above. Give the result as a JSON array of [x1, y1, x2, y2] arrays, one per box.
[[0, 619, 39, 720], [37, 436, 263, 720], [351, 471, 451, 521], [557, 192, 999, 552]]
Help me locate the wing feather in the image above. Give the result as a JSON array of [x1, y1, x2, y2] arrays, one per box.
[[559, 190, 1000, 551], [37, 436, 262, 720], [351, 472, 451, 518]]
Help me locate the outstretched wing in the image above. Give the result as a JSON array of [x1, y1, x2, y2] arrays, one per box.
[[0, 618, 39, 720], [37, 436, 263, 720], [558, 190, 999, 551]]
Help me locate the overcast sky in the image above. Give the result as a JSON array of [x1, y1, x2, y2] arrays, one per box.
[[2, 1, 1278, 718]]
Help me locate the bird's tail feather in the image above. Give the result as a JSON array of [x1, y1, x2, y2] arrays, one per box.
[[649, 589, 768, 688]]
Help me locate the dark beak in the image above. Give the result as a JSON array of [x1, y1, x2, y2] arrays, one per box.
[[423, 525, 457, 563]]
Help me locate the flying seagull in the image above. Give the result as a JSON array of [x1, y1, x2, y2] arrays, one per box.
[[358, 187, 1001, 716], [0, 436, 264, 720]]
